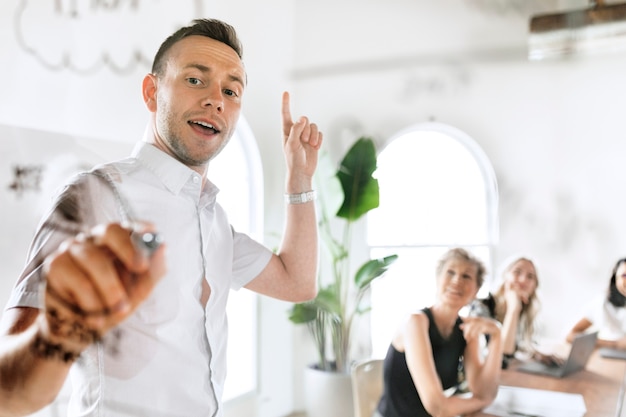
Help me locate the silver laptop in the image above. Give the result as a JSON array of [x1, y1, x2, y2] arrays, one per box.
[[517, 331, 598, 378], [599, 347, 626, 360]]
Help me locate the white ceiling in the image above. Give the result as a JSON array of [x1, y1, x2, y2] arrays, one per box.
[[291, 0, 624, 75]]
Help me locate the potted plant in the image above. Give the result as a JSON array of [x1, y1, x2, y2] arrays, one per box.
[[288, 136, 398, 417]]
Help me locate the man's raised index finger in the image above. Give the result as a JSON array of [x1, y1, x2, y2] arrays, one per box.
[[281, 91, 293, 139]]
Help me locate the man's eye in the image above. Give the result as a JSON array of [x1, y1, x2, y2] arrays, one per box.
[[187, 78, 202, 86], [224, 89, 238, 97]]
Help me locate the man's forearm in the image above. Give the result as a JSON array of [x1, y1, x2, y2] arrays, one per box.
[[0, 317, 71, 416], [276, 197, 318, 300]]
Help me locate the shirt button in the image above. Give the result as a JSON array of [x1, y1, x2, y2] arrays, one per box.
[[193, 175, 200, 184]]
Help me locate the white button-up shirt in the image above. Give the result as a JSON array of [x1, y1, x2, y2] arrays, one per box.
[[6, 142, 272, 417], [584, 294, 626, 341]]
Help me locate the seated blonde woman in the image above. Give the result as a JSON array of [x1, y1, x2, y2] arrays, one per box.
[[469, 255, 559, 368]]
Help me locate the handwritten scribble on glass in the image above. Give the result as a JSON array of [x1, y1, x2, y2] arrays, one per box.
[[13, 0, 198, 75], [8, 164, 44, 197]]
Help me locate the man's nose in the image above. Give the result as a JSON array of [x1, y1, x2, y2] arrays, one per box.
[[202, 86, 224, 112]]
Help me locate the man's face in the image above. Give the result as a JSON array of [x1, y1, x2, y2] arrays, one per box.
[[146, 35, 246, 170]]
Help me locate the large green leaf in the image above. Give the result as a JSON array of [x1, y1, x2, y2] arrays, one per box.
[[288, 284, 342, 326], [336, 137, 380, 221], [354, 254, 399, 290], [315, 284, 342, 316], [287, 302, 318, 324]]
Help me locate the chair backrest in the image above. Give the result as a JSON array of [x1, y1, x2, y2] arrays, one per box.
[[351, 358, 384, 417]]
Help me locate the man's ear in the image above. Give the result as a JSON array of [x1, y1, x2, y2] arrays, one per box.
[[142, 74, 158, 112]]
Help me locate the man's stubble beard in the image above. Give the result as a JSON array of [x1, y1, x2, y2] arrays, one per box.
[[159, 110, 231, 168]]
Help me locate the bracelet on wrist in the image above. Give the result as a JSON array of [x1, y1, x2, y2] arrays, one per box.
[[284, 190, 316, 204]]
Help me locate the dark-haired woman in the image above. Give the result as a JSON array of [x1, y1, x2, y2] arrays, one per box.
[[566, 257, 626, 349]]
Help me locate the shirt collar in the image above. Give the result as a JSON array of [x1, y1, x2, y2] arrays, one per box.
[[131, 141, 219, 199]]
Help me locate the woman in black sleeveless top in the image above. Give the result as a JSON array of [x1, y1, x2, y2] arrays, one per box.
[[376, 248, 503, 417]]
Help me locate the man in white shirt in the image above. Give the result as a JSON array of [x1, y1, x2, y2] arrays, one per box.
[[0, 18, 322, 417]]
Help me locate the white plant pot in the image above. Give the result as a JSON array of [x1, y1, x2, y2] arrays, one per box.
[[303, 364, 354, 417]]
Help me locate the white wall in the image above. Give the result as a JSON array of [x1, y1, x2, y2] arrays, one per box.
[[2, 0, 626, 416]]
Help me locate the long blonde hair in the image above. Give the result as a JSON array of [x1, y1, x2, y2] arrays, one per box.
[[493, 256, 540, 352]]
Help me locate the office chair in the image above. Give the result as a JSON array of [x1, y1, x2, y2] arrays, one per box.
[[351, 358, 384, 417]]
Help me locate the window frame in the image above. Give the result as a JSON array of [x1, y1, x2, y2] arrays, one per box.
[[367, 121, 499, 357], [211, 116, 264, 404], [377, 121, 499, 247]]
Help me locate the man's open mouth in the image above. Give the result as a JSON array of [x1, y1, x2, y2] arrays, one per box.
[[190, 120, 220, 134]]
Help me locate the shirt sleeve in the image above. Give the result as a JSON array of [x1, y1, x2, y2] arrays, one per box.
[[230, 227, 272, 290], [4, 171, 121, 311]]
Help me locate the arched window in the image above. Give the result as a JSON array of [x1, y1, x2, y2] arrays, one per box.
[[367, 122, 498, 357], [208, 116, 264, 401]]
